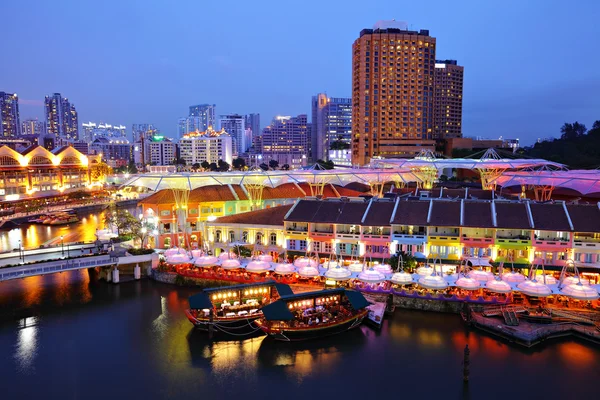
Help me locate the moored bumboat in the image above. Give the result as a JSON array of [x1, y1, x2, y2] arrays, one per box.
[[255, 288, 370, 341], [185, 281, 293, 336]]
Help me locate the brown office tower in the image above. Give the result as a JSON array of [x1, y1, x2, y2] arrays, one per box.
[[352, 20, 437, 166], [433, 60, 464, 139]]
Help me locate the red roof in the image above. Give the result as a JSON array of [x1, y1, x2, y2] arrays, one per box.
[[428, 201, 461, 227], [566, 203, 600, 232], [391, 200, 430, 225], [529, 203, 571, 231], [362, 200, 395, 226], [212, 204, 292, 226], [494, 202, 531, 229], [463, 201, 494, 228]]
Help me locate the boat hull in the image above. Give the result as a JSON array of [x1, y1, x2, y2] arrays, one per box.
[[185, 309, 261, 335], [259, 310, 368, 341]]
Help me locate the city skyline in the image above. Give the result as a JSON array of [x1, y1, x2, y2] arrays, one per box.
[[1, 1, 599, 145]]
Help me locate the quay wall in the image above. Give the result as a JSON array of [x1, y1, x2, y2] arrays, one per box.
[[393, 295, 464, 314]]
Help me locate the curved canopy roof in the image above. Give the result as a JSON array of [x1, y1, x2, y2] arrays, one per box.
[[370, 157, 563, 171], [491, 170, 600, 195], [120, 169, 422, 191]]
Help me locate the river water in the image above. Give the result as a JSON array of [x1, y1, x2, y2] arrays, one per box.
[[0, 271, 598, 400]]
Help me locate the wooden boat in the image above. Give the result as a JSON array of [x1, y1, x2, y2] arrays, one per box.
[[40, 209, 79, 225], [185, 281, 294, 335], [255, 288, 370, 341]]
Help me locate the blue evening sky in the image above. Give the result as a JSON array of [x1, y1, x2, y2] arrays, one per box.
[[1, 0, 599, 144]]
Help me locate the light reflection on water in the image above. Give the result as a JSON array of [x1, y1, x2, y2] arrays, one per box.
[[0, 271, 599, 400]]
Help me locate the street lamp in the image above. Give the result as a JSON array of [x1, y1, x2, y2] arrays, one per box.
[[18, 239, 24, 262], [60, 235, 65, 256]]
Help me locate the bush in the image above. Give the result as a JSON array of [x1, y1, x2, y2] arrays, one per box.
[[127, 248, 155, 255]]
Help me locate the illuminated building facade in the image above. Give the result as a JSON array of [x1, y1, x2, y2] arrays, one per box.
[[21, 118, 45, 136], [219, 114, 246, 155], [0, 92, 21, 137], [82, 122, 127, 142], [433, 60, 464, 139], [311, 94, 352, 162], [44, 93, 78, 141], [352, 21, 437, 165], [179, 127, 233, 165], [259, 115, 310, 169], [0, 144, 103, 200], [189, 104, 216, 131]]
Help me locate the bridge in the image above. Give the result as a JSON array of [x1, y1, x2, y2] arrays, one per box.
[[0, 253, 158, 283]]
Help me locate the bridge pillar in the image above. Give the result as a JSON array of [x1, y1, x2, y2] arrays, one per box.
[[105, 267, 112, 282], [112, 268, 120, 284], [134, 264, 141, 280], [146, 264, 153, 277]]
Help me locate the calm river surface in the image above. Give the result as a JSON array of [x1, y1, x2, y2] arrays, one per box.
[[0, 271, 599, 400]]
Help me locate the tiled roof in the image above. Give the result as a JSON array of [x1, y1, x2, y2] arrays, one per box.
[[428, 201, 461, 226], [21, 145, 41, 156], [362, 200, 395, 226], [212, 204, 293, 226], [344, 182, 371, 193], [566, 204, 600, 232], [285, 199, 369, 224], [391, 200, 430, 225], [463, 201, 494, 228], [286, 200, 321, 222], [231, 185, 249, 200], [529, 203, 571, 231], [494, 202, 531, 229]]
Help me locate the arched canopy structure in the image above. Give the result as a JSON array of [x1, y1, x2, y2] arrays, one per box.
[[490, 170, 600, 200]]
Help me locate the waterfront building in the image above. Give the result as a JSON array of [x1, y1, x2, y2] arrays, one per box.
[[189, 104, 216, 131], [139, 183, 361, 248], [89, 137, 133, 167], [81, 122, 127, 142], [433, 60, 464, 139], [21, 118, 45, 136], [0, 144, 103, 201], [179, 127, 233, 166], [219, 114, 246, 155], [311, 94, 352, 162], [352, 20, 437, 165], [0, 92, 21, 137], [44, 93, 78, 141], [257, 115, 310, 169]]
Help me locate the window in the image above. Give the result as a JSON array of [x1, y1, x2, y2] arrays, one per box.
[[256, 232, 263, 245], [242, 231, 249, 243], [215, 230, 222, 242], [299, 240, 307, 250], [324, 243, 332, 253], [229, 231, 235, 242], [270, 233, 277, 246], [288, 239, 297, 250]]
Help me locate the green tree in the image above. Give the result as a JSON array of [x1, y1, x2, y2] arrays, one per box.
[[232, 157, 246, 170], [209, 162, 218, 171], [127, 160, 138, 174], [171, 157, 186, 166], [281, 163, 290, 170], [218, 160, 230, 172], [104, 207, 140, 239], [192, 163, 201, 171], [269, 160, 279, 170], [316, 159, 335, 170], [259, 163, 269, 171], [201, 161, 210, 170], [560, 122, 587, 140], [389, 251, 417, 271]]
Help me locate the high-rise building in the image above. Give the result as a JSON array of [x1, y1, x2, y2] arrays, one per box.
[[311, 94, 352, 162], [219, 114, 246, 155], [244, 113, 260, 145], [433, 60, 464, 139], [177, 116, 201, 138], [352, 21, 437, 165], [44, 93, 78, 141], [132, 123, 157, 142], [179, 127, 233, 166], [0, 92, 21, 137], [257, 115, 310, 169], [188, 104, 216, 131], [89, 137, 133, 168], [148, 136, 177, 166], [82, 122, 127, 142], [21, 118, 45, 136]]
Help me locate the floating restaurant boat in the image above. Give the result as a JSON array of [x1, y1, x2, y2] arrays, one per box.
[[185, 281, 294, 334], [255, 288, 370, 341], [36, 210, 79, 225]]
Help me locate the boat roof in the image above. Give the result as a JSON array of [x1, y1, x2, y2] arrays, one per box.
[[260, 289, 370, 321], [188, 281, 293, 310]]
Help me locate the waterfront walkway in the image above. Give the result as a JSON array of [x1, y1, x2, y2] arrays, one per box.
[[0, 254, 115, 282], [0, 243, 101, 268]]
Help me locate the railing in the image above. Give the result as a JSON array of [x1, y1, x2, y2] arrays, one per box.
[[0, 255, 114, 282]]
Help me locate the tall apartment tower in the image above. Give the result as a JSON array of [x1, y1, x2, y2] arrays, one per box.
[[132, 123, 157, 142], [311, 94, 352, 161], [260, 115, 310, 169], [44, 93, 78, 141], [219, 114, 246, 155], [244, 113, 260, 139], [188, 104, 216, 131], [22, 118, 45, 136], [0, 92, 21, 137], [433, 60, 464, 139], [352, 21, 437, 165]]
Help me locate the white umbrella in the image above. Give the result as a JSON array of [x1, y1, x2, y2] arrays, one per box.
[[501, 271, 526, 283], [294, 257, 318, 268], [219, 252, 237, 260], [258, 254, 273, 262], [455, 275, 481, 290], [164, 247, 180, 257], [273, 263, 296, 275], [348, 262, 365, 273], [418, 274, 449, 290], [536, 274, 557, 285], [357, 269, 386, 284], [322, 260, 339, 269], [390, 271, 414, 285], [325, 266, 352, 281], [221, 259, 242, 269], [191, 249, 203, 258], [516, 280, 552, 297], [468, 269, 494, 282], [166, 253, 192, 265], [194, 255, 219, 267], [562, 276, 590, 286], [245, 260, 272, 273], [485, 278, 513, 294], [297, 265, 320, 278], [559, 283, 599, 300], [416, 265, 433, 276], [373, 263, 393, 274]]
